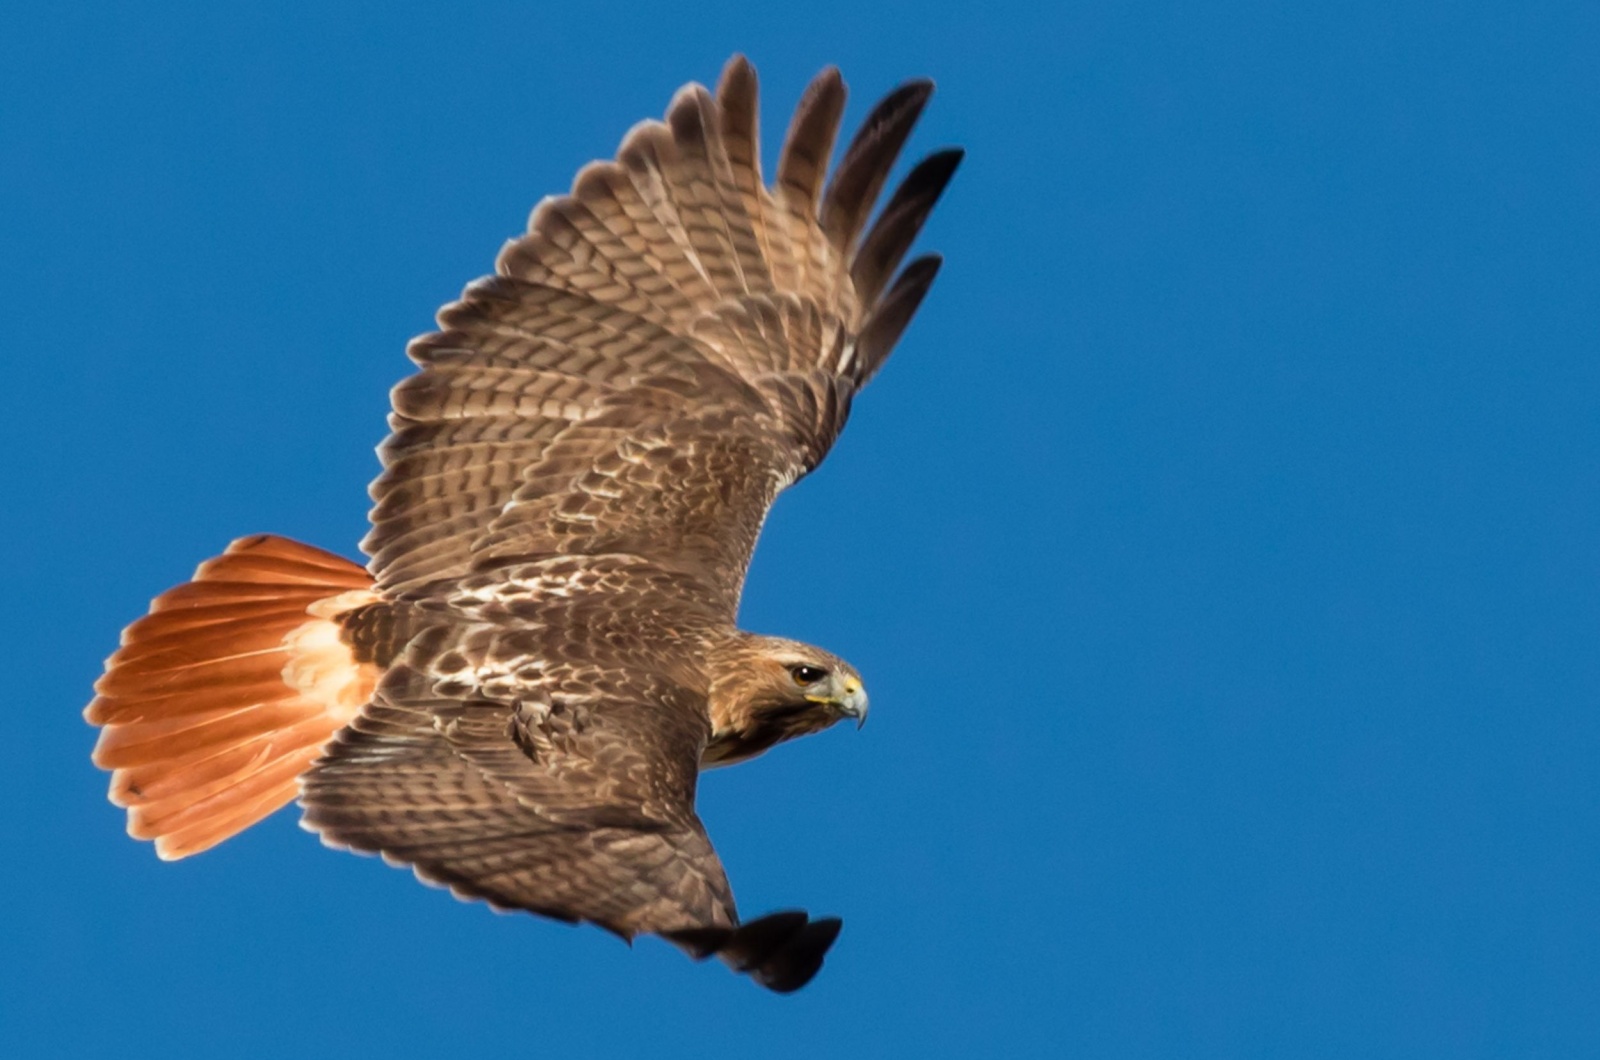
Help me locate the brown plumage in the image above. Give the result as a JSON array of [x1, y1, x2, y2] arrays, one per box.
[[85, 55, 958, 993]]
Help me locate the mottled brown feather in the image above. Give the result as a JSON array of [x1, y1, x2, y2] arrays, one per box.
[[367, 55, 951, 604], [88, 57, 954, 995], [318, 61, 952, 988]]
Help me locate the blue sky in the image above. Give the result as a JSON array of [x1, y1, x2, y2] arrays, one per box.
[[4, 1, 1599, 1056]]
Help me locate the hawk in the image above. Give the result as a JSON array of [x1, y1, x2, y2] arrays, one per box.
[[85, 55, 959, 993]]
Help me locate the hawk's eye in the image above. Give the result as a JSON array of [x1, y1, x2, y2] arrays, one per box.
[[790, 664, 828, 686]]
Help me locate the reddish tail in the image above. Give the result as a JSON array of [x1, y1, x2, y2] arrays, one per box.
[[85, 535, 380, 860]]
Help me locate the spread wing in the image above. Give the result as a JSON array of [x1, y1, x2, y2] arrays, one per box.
[[301, 661, 729, 931], [364, 56, 961, 615], [299, 640, 840, 992]]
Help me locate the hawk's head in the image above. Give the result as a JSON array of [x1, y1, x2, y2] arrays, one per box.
[[703, 634, 868, 768]]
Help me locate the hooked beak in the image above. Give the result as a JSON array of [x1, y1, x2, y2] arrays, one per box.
[[838, 677, 869, 730], [804, 674, 869, 729]]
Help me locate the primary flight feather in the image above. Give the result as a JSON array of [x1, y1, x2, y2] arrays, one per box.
[[85, 55, 960, 993]]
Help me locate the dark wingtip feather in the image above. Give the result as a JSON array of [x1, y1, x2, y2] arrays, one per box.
[[717, 910, 811, 972], [852, 147, 963, 306], [853, 253, 943, 385], [666, 910, 843, 993], [716, 55, 761, 178], [666, 81, 716, 149], [720, 53, 755, 87], [756, 916, 843, 994], [716, 54, 758, 122], [777, 67, 848, 209], [820, 78, 936, 252]]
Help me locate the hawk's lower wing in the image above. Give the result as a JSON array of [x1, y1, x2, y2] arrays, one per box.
[[299, 660, 729, 933], [298, 662, 840, 991]]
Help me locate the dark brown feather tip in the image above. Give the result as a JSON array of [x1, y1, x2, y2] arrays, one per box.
[[755, 917, 843, 994], [854, 253, 943, 385], [667, 910, 843, 993], [852, 147, 963, 306], [776, 67, 847, 208], [821, 79, 935, 251]]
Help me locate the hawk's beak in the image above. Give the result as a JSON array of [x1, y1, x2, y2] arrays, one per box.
[[838, 677, 869, 730]]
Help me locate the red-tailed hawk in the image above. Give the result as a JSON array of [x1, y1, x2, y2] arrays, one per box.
[[85, 55, 958, 993]]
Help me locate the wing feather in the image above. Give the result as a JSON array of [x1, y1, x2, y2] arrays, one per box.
[[821, 78, 935, 253], [299, 632, 844, 991], [850, 147, 963, 308], [663, 84, 758, 298], [300, 662, 735, 938], [367, 55, 957, 614], [853, 253, 945, 387], [774, 68, 849, 319]]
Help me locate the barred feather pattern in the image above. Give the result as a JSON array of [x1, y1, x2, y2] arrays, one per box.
[[87, 57, 959, 995], [367, 55, 961, 608]]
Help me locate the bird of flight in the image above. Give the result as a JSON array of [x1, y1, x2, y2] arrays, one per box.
[[85, 55, 959, 993]]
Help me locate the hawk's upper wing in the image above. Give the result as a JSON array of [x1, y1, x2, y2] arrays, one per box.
[[365, 57, 960, 614], [300, 653, 840, 992]]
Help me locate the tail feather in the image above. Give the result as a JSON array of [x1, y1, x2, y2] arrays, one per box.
[[93, 701, 324, 767], [129, 741, 322, 837], [112, 733, 287, 805], [118, 600, 322, 644], [86, 534, 380, 860], [88, 679, 305, 726], [98, 650, 299, 697], [145, 746, 327, 861]]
